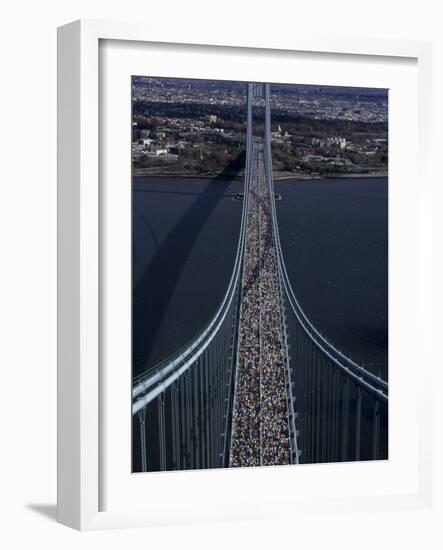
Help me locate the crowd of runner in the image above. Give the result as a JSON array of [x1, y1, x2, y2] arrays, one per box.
[[230, 140, 290, 468]]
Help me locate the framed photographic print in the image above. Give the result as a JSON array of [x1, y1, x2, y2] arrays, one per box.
[[130, 76, 389, 474], [57, 19, 434, 530]]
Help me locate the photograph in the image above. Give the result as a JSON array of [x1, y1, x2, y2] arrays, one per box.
[[131, 76, 389, 473], [1, 0, 437, 541]]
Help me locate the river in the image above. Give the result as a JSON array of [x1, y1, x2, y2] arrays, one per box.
[[132, 175, 388, 380]]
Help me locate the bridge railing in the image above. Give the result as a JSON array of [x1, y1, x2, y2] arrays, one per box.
[[132, 85, 255, 472], [263, 84, 388, 464]]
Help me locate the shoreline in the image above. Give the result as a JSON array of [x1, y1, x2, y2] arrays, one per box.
[[133, 172, 388, 183], [133, 171, 243, 180], [274, 172, 387, 181]]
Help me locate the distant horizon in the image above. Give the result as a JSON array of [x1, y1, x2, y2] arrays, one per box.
[[132, 75, 388, 99]]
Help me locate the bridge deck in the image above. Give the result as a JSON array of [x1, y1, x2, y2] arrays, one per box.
[[229, 138, 290, 467]]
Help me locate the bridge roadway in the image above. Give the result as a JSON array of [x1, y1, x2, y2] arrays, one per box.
[[229, 136, 290, 467]]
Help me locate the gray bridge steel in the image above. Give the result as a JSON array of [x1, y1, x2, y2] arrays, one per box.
[[132, 83, 388, 472]]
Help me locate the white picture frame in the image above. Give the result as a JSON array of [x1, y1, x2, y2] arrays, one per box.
[[57, 19, 434, 531]]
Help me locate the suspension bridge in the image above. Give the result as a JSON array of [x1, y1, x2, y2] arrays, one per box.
[[132, 83, 388, 472]]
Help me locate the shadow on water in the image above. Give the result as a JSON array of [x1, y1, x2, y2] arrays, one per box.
[[133, 205, 161, 252], [132, 188, 203, 197], [133, 186, 244, 200], [132, 153, 245, 377]]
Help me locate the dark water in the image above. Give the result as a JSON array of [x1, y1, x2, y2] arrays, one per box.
[[132, 176, 388, 379], [276, 177, 388, 379], [132, 176, 244, 377]]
